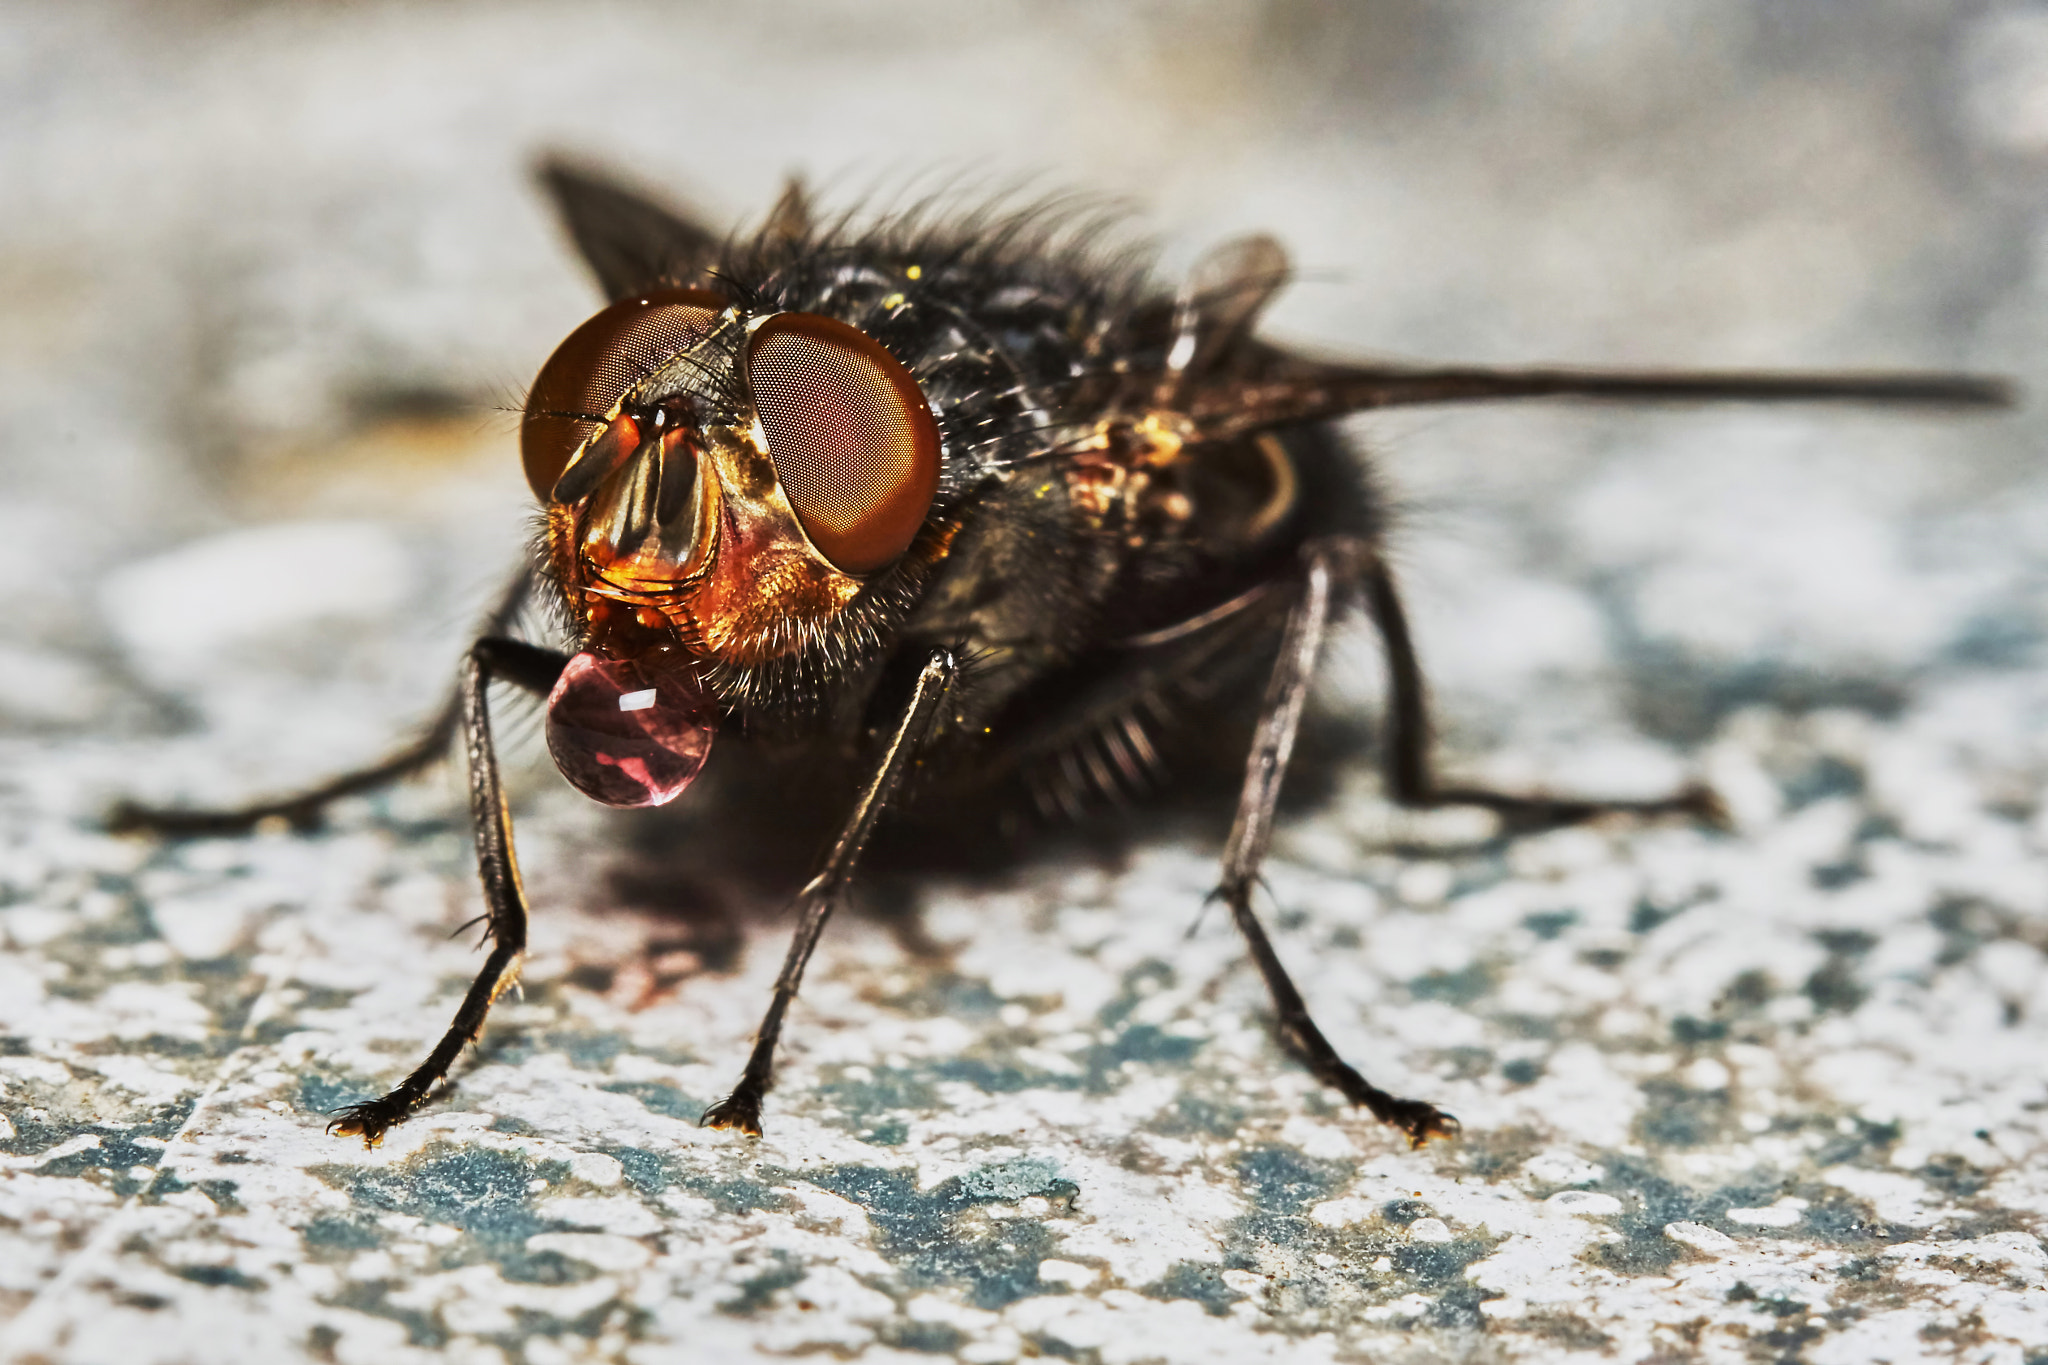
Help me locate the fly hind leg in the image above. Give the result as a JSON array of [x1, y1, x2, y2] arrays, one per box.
[[1214, 535, 1726, 1147], [1350, 541, 1724, 832]]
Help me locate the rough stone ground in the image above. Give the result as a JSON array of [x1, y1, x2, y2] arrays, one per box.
[[5, 3, 2048, 1362]]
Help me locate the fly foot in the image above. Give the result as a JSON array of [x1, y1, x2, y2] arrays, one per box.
[[699, 1090, 765, 1136], [327, 1096, 416, 1149]]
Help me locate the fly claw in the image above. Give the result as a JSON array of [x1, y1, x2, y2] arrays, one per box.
[[113, 159, 2015, 1147], [327, 1099, 412, 1149]]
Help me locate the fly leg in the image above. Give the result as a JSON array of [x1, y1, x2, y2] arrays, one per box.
[[1219, 544, 1458, 1147], [1351, 542, 1723, 830], [328, 636, 569, 1145], [702, 649, 959, 1136], [108, 569, 536, 836]]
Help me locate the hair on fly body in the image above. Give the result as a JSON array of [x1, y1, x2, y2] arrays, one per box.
[[110, 158, 2016, 1148]]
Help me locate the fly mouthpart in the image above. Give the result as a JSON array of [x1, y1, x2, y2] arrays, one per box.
[[586, 420, 705, 567], [550, 412, 640, 506], [654, 427, 697, 530], [609, 437, 662, 558]]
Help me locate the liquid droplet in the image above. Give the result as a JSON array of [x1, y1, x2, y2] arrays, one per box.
[[545, 652, 716, 808]]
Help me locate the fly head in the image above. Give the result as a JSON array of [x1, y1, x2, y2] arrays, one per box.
[[521, 274, 945, 807]]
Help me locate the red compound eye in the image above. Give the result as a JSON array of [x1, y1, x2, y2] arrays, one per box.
[[746, 313, 940, 575], [521, 287, 725, 502]]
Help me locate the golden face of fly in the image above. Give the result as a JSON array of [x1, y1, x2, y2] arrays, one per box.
[[570, 417, 864, 666], [519, 290, 942, 808]]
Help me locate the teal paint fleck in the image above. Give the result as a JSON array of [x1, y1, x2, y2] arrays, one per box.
[[1142, 1261, 1241, 1316], [1407, 962, 1492, 1005], [602, 1080, 701, 1119], [720, 1251, 806, 1316], [300, 1215, 380, 1253], [174, 1264, 262, 1290], [961, 1156, 1063, 1200], [314, 1143, 586, 1283], [804, 1162, 1077, 1309]]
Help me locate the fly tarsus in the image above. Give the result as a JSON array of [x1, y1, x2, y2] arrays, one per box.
[[1309, 1050, 1461, 1148], [325, 1094, 421, 1149], [1393, 1103, 1462, 1150], [101, 705, 461, 837], [1663, 781, 1730, 829], [104, 572, 539, 846], [1260, 955, 1461, 1148], [698, 1089, 765, 1137], [1429, 779, 1728, 834], [106, 796, 326, 837]]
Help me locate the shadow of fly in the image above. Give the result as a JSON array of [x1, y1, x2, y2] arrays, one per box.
[[112, 161, 2014, 1147]]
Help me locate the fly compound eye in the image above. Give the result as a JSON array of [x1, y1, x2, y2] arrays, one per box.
[[521, 287, 726, 502], [746, 313, 941, 575]]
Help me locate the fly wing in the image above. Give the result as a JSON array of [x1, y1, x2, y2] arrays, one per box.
[[761, 175, 814, 247], [1163, 234, 1291, 398], [1143, 233, 2006, 432], [535, 157, 724, 301], [1177, 350, 2015, 441]]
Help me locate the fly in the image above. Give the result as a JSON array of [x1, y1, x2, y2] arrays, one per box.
[[111, 159, 2016, 1148]]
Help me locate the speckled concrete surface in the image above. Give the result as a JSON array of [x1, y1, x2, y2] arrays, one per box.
[[6, 3, 2048, 1362]]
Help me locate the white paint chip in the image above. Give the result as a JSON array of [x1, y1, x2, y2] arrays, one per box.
[[1665, 1222, 1738, 1255], [569, 1152, 625, 1187], [1727, 1199, 1807, 1227], [1523, 1151, 1606, 1186], [1309, 1196, 1375, 1228], [1683, 1058, 1731, 1090]]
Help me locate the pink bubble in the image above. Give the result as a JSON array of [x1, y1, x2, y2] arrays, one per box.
[[545, 652, 716, 808]]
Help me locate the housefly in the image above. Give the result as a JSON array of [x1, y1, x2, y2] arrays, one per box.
[[112, 161, 2014, 1148]]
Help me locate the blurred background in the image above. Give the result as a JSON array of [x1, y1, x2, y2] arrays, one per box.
[[3, 0, 2045, 810]]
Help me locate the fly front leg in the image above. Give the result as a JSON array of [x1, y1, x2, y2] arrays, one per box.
[[702, 649, 959, 1137], [328, 636, 570, 1146], [109, 569, 539, 835], [1219, 544, 1458, 1147], [1352, 542, 1723, 830]]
